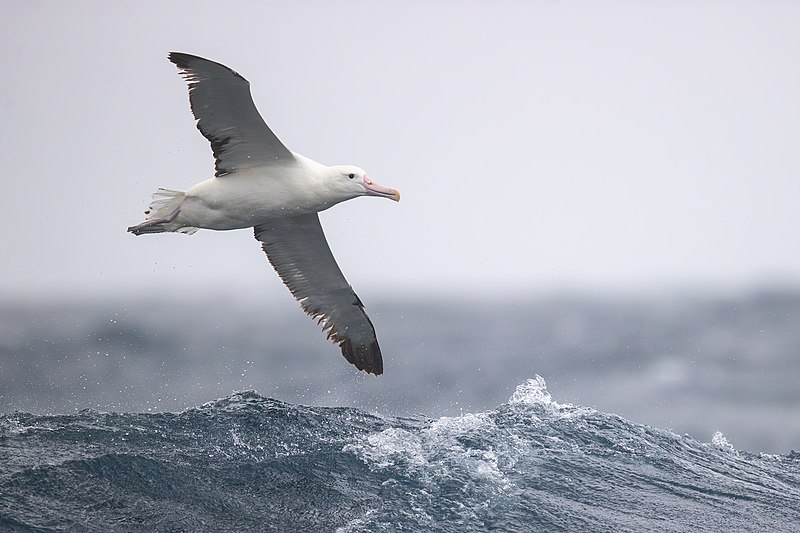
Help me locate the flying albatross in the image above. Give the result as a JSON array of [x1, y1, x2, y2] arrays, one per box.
[[128, 52, 400, 375]]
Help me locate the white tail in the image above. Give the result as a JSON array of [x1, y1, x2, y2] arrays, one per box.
[[128, 188, 197, 235], [145, 188, 185, 220]]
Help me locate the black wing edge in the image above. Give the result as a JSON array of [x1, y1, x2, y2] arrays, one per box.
[[167, 52, 249, 83], [338, 302, 384, 376]]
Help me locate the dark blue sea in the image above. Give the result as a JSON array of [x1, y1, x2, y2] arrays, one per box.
[[1, 291, 799, 530], [2, 378, 799, 532]]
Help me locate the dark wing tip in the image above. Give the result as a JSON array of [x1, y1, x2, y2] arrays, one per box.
[[167, 51, 249, 83], [340, 338, 384, 376], [167, 51, 193, 68]]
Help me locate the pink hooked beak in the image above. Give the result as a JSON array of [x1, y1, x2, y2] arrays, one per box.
[[363, 176, 400, 202]]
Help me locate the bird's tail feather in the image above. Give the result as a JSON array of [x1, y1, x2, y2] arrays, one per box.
[[145, 188, 185, 219], [128, 188, 197, 235]]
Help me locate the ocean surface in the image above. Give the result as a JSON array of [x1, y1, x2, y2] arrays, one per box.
[[1, 290, 799, 530], [2, 378, 799, 532], [2, 290, 799, 452]]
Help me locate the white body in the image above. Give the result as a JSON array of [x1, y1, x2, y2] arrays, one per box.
[[164, 154, 358, 232]]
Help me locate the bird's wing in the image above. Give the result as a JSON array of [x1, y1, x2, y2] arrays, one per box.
[[168, 52, 294, 177], [254, 215, 384, 375]]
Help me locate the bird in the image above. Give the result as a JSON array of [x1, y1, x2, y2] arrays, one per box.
[[128, 52, 400, 375]]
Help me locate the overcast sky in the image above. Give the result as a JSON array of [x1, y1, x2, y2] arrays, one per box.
[[2, 1, 799, 299]]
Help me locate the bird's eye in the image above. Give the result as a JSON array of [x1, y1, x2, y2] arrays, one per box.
[[348, 173, 355, 179]]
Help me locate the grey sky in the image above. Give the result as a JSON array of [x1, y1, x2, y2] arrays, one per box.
[[2, 1, 799, 298]]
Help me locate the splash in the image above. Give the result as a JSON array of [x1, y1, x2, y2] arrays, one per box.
[[711, 431, 738, 454], [507, 374, 553, 406]]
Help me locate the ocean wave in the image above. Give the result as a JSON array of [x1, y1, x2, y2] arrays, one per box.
[[1, 377, 799, 532]]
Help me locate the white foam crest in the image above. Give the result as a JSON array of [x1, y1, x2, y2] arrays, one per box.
[[506, 375, 589, 422], [0, 416, 55, 436], [346, 412, 509, 488], [358, 427, 425, 468], [428, 411, 489, 435], [0, 417, 28, 436], [508, 374, 553, 406], [711, 431, 739, 455]]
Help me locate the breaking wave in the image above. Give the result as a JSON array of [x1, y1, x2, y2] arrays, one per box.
[[2, 376, 799, 532]]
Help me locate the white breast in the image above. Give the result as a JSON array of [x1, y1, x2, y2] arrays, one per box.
[[178, 159, 332, 230]]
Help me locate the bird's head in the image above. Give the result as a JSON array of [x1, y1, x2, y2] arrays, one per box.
[[327, 165, 401, 203]]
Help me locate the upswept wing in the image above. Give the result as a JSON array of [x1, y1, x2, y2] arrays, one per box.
[[254, 215, 384, 375], [169, 52, 294, 176]]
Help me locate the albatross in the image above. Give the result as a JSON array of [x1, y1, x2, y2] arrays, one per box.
[[128, 52, 400, 375]]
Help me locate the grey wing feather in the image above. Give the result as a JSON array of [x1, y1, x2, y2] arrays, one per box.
[[254, 215, 384, 375], [168, 52, 294, 176]]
